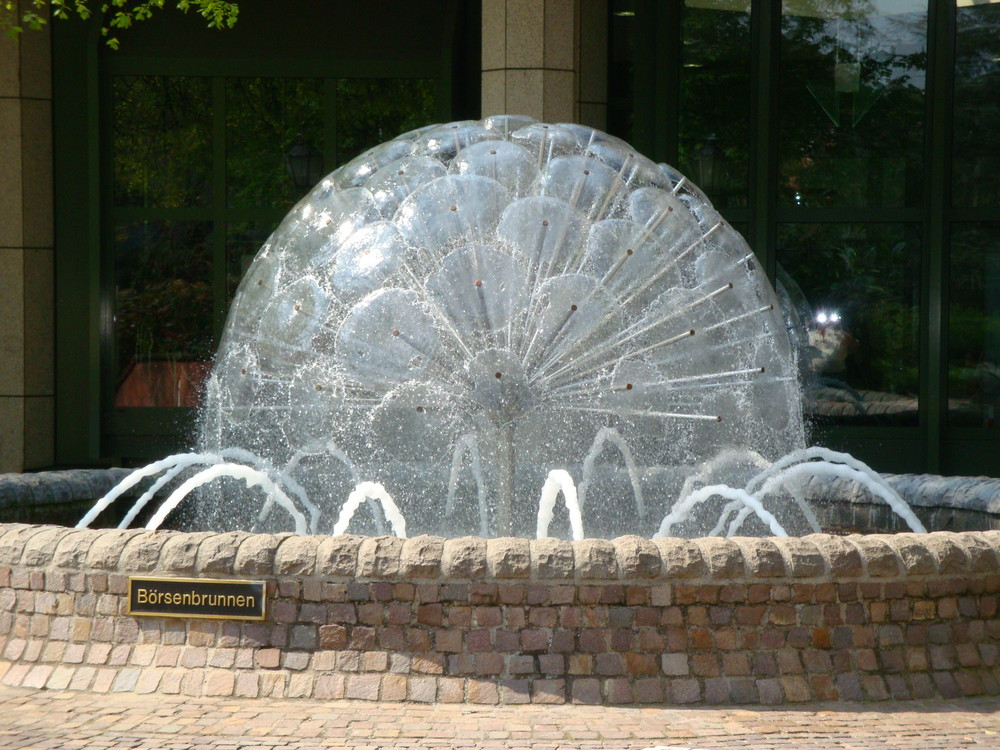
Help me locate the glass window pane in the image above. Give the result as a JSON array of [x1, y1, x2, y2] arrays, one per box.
[[334, 79, 437, 165], [777, 223, 921, 426], [226, 78, 325, 209], [778, 1, 927, 208], [114, 221, 214, 408], [113, 76, 213, 208], [679, 0, 751, 209], [949, 224, 1000, 428], [953, 2, 1000, 208]]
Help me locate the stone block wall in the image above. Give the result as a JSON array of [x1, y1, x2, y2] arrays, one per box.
[[2, 523, 1000, 704]]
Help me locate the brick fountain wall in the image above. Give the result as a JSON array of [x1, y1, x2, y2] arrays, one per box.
[[1, 523, 999, 704]]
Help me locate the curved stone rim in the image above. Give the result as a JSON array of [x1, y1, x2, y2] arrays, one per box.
[[2, 524, 997, 582]]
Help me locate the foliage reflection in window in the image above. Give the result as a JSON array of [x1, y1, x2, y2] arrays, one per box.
[[226, 78, 324, 210], [334, 79, 436, 165], [953, 1, 1000, 208], [113, 221, 214, 408], [949, 225, 1000, 429], [778, 0, 927, 209], [110, 74, 440, 408], [113, 76, 212, 208], [679, 0, 751, 209], [777, 223, 921, 426]]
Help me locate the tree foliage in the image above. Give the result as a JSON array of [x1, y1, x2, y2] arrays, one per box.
[[1, 0, 238, 48]]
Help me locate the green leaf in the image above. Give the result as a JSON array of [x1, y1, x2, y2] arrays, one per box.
[[2, 0, 238, 46]]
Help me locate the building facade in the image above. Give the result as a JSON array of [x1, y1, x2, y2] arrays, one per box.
[[1, 0, 997, 478]]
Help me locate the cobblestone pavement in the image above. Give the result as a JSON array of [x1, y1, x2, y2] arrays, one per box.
[[2, 686, 1000, 749]]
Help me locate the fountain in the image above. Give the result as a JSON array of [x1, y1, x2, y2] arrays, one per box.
[[72, 116, 935, 540], [11, 119, 1000, 709], [190, 115, 819, 539]]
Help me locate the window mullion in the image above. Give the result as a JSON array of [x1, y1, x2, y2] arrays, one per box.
[[324, 78, 337, 173], [748, 0, 779, 281], [924, 0, 956, 473], [212, 77, 228, 343]]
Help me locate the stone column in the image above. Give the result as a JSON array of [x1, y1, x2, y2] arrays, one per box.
[[481, 0, 608, 127], [0, 6, 54, 472]]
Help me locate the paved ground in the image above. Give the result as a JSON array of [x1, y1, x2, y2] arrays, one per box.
[[1, 686, 999, 749]]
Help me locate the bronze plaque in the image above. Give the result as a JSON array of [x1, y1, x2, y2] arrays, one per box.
[[127, 576, 266, 620]]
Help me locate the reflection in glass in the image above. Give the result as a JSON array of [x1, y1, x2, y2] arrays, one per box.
[[113, 76, 212, 208], [108, 73, 445, 414], [226, 78, 324, 209], [334, 79, 436, 165], [114, 221, 214, 407], [949, 225, 1000, 428], [779, 1, 927, 208], [777, 223, 920, 425], [954, 2, 1000, 208], [679, 0, 751, 208]]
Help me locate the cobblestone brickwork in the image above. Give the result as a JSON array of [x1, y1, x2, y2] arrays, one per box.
[[2, 523, 1000, 705]]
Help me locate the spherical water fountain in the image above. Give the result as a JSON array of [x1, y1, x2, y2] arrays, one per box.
[[191, 116, 807, 539], [13, 120, 991, 712]]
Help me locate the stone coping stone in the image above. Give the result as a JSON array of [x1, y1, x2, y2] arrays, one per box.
[[2, 523, 999, 582], [806, 473, 1000, 514], [0, 470, 132, 510]]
